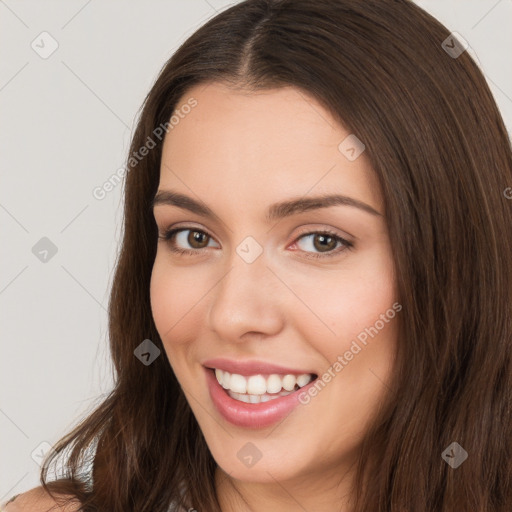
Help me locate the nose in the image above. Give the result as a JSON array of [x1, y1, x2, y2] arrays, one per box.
[[207, 248, 285, 343]]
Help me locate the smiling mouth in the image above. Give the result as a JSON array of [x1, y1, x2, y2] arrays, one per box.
[[210, 368, 318, 404]]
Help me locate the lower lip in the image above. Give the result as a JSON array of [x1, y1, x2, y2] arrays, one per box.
[[204, 367, 316, 429]]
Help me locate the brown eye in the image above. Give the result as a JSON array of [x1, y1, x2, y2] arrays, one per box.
[[187, 230, 210, 249], [293, 230, 353, 260], [158, 227, 218, 255], [312, 233, 338, 252]]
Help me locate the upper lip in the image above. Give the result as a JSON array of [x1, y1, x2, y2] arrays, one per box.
[[202, 357, 316, 376]]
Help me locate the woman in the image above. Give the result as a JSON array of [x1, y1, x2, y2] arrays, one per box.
[[4, 0, 511, 510]]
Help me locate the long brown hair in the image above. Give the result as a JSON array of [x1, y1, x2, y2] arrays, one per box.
[[39, 0, 512, 510]]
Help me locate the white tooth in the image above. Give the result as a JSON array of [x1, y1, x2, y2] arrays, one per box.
[[229, 391, 240, 400], [221, 371, 231, 389], [237, 394, 250, 403], [215, 368, 223, 385], [260, 395, 271, 402], [269, 394, 280, 400], [248, 394, 261, 403], [266, 374, 282, 394], [297, 373, 312, 387], [229, 373, 247, 393], [247, 375, 267, 395], [282, 374, 297, 391]]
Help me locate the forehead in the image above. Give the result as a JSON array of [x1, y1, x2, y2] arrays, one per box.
[[159, 82, 382, 214]]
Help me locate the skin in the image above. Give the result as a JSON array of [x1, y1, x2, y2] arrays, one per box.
[[150, 82, 399, 511]]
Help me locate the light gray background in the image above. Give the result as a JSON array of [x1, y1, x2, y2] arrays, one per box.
[[1, 0, 511, 501]]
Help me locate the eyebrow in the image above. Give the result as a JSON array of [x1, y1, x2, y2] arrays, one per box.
[[151, 190, 382, 221]]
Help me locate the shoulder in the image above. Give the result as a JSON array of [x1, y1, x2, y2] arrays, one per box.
[[1, 486, 81, 512]]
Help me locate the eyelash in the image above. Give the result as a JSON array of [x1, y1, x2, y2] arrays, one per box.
[[158, 226, 354, 260]]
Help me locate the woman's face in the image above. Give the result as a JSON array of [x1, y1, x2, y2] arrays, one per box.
[[150, 82, 399, 487]]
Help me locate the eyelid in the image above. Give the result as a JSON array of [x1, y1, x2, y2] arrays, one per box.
[[158, 222, 219, 244], [292, 223, 353, 243], [158, 223, 354, 258], [158, 222, 352, 241]]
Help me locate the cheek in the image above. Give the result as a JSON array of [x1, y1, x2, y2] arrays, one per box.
[[150, 254, 221, 376], [149, 257, 201, 356], [288, 249, 397, 354], [150, 261, 177, 336], [326, 272, 396, 344], [150, 255, 206, 333]]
